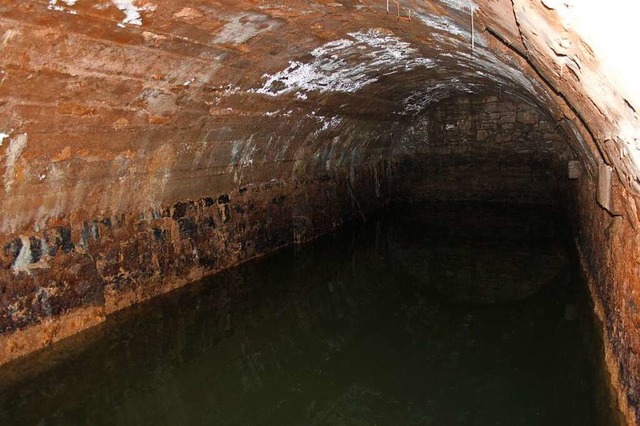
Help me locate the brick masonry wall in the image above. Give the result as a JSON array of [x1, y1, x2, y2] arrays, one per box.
[[395, 95, 573, 205], [0, 159, 398, 365], [569, 167, 640, 424]]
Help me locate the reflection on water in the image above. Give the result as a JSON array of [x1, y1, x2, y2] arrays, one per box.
[[0, 203, 617, 425]]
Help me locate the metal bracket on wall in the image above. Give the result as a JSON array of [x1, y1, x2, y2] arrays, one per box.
[[597, 163, 613, 211]]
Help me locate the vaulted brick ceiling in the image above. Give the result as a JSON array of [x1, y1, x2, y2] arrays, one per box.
[[1, 0, 638, 233]]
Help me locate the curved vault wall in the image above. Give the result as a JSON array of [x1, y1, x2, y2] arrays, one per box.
[[0, 0, 639, 423], [395, 94, 572, 205]]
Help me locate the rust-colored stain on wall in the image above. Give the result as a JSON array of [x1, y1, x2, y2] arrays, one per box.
[[0, 1, 639, 424]]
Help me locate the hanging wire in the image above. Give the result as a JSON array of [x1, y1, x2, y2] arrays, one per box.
[[470, 0, 475, 51]]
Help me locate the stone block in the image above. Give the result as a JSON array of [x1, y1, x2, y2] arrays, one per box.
[[567, 160, 581, 179], [500, 113, 516, 124], [517, 111, 538, 124], [495, 133, 512, 143]]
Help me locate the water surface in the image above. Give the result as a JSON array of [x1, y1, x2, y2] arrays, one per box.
[[0, 203, 615, 425]]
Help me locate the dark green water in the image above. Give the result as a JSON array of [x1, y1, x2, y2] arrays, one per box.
[[0, 203, 617, 425]]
